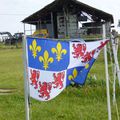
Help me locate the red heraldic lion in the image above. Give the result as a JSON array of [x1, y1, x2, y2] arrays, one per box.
[[52, 72, 65, 89], [30, 69, 40, 89], [81, 50, 96, 63], [72, 43, 86, 58], [81, 40, 109, 63], [38, 82, 52, 100]]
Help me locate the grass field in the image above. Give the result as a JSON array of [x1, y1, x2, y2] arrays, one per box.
[[0, 41, 120, 120]]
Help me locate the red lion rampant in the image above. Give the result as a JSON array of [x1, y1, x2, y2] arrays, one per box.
[[72, 43, 86, 58], [52, 72, 65, 89], [81, 40, 109, 63], [81, 50, 96, 63], [30, 69, 40, 89], [38, 82, 52, 100]]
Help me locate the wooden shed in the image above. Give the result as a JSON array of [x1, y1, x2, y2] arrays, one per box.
[[22, 0, 113, 39]]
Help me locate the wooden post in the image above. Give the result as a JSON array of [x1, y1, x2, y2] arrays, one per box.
[[23, 36, 30, 120], [51, 12, 54, 38], [63, 7, 68, 37], [103, 23, 111, 120], [24, 23, 26, 35], [111, 37, 120, 86], [30, 25, 32, 36]]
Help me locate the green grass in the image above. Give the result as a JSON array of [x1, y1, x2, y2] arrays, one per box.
[[0, 43, 120, 120]]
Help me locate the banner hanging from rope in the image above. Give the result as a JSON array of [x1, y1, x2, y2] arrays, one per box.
[[26, 37, 109, 101]]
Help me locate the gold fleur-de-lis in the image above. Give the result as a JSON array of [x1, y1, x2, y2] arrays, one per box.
[[39, 50, 54, 70], [85, 63, 89, 69], [29, 39, 41, 58], [51, 42, 67, 61], [68, 68, 78, 80]]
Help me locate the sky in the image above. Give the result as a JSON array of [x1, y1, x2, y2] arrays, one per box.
[[0, 0, 120, 35]]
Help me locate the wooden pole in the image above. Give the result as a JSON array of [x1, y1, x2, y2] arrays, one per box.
[[24, 23, 26, 35], [63, 7, 67, 37], [111, 37, 120, 86], [103, 23, 111, 120], [23, 36, 30, 120], [30, 25, 32, 36], [51, 12, 54, 38]]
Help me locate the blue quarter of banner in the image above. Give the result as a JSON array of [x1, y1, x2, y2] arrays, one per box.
[[27, 37, 69, 71]]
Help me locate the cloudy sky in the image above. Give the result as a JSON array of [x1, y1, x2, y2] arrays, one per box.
[[0, 0, 120, 34]]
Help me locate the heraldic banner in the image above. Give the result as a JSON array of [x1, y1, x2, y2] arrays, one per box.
[[25, 37, 109, 101]]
